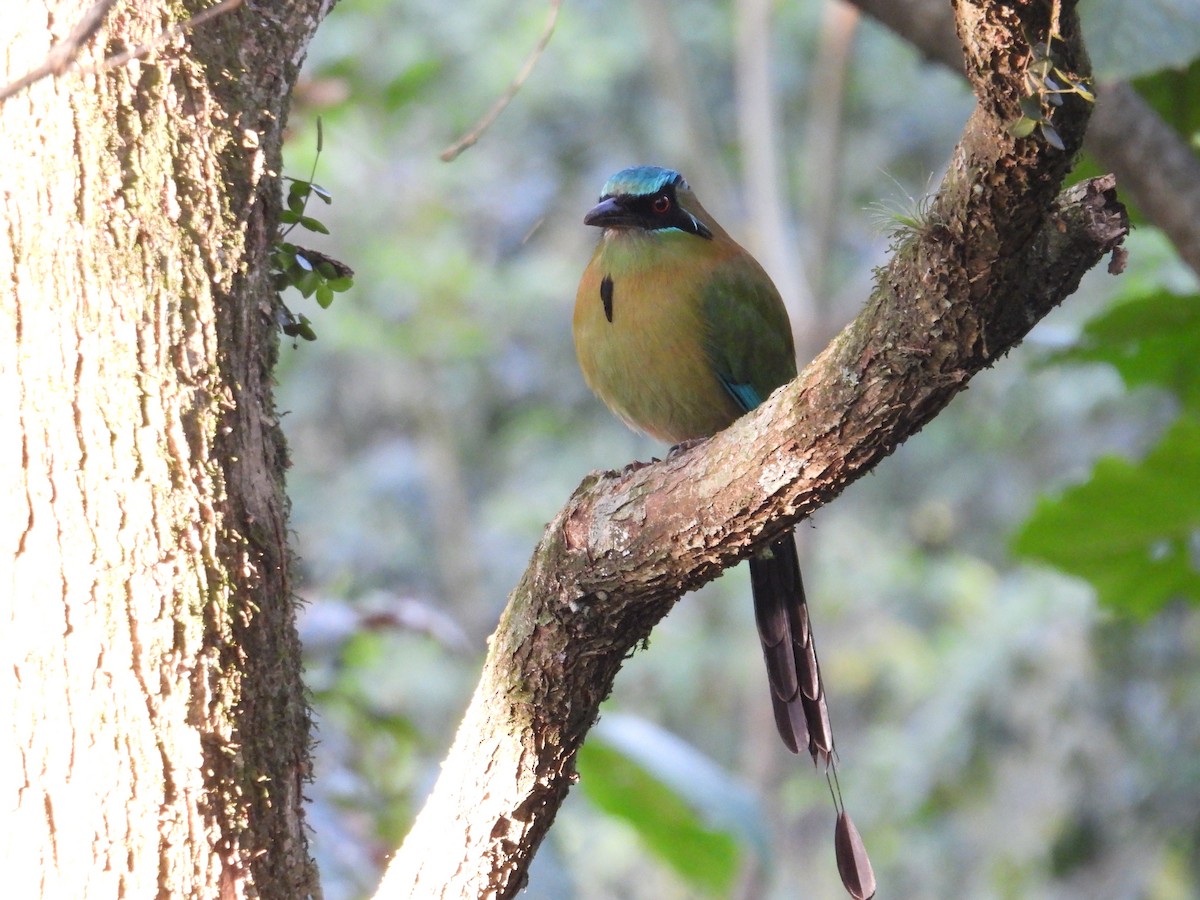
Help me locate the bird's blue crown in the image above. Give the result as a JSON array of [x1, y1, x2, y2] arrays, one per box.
[[599, 166, 687, 200]]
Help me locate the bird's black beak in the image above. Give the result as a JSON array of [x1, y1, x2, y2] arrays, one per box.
[[583, 196, 633, 228]]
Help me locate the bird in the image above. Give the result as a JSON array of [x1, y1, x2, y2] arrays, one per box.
[[573, 165, 832, 763]]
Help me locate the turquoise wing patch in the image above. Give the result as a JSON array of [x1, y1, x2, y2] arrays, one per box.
[[718, 376, 763, 413]]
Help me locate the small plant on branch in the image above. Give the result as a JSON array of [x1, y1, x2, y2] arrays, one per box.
[[1009, 34, 1095, 150], [272, 118, 354, 341]]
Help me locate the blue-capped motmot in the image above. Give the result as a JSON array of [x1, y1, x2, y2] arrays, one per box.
[[573, 166, 832, 762]]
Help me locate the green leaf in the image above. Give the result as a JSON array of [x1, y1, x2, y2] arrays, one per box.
[[299, 215, 331, 235], [1051, 289, 1200, 409], [294, 270, 321, 298], [1029, 50, 1053, 80], [577, 714, 768, 894], [1019, 95, 1044, 119], [282, 314, 318, 342], [316, 284, 334, 308], [279, 209, 303, 224], [1074, 81, 1096, 103], [295, 315, 318, 341], [1012, 413, 1200, 615], [1081, 0, 1200, 80], [1009, 116, 1038, 138], [327, 276, 354, 293], [1039, 121, 1066, 151]]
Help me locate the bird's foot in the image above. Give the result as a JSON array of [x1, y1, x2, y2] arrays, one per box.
[[666, 437, 708, 459], [620, 457, 659, 474], [618, 436, 708, 473]]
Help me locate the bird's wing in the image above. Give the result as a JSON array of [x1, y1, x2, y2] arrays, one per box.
[[698, 259, 797, 412]]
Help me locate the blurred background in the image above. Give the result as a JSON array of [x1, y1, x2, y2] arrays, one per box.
[[275, 0, 1200, 896]]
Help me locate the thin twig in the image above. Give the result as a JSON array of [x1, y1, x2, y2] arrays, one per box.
[[0, 0, 118, 103], [440, 0, 562, 162], [0, 0, 243, 105], [91, 0, 243, 72]]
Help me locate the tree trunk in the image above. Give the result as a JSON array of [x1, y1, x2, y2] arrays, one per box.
[[1, 1, 330, 896]]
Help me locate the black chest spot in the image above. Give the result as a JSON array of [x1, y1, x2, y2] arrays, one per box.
[[600, 275, 614, 323]]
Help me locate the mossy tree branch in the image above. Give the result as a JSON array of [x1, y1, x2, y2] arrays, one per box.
[[377, 1, 1127, 897]]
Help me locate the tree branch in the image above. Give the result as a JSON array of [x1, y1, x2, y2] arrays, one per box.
[[845, 0, 1200, 281], [86, 0, 244, 72], [1085, 83, 1200, 280], [376, 2, 1127, 897], [439, 0, 562, 162]]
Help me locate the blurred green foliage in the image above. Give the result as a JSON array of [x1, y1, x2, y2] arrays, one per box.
[[1014, 282, 1200, 616], [278, 1, 1200, 898], [1014, 412, 1200, 615], [578, 732, 742, 894], [1058, 290, 1200, 404]]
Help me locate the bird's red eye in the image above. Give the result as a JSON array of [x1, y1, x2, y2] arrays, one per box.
[[652, 195, 671, 214]]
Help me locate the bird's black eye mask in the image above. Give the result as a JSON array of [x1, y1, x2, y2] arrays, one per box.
[[596, 183, 713, 239]]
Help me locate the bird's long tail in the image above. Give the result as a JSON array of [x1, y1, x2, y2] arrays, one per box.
[[748, 532, 833, 763], [750, 533, 876, 898]]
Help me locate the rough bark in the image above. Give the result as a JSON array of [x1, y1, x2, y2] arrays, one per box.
[[1, 1, 331, 897], [378, 1, 1127, 898]]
